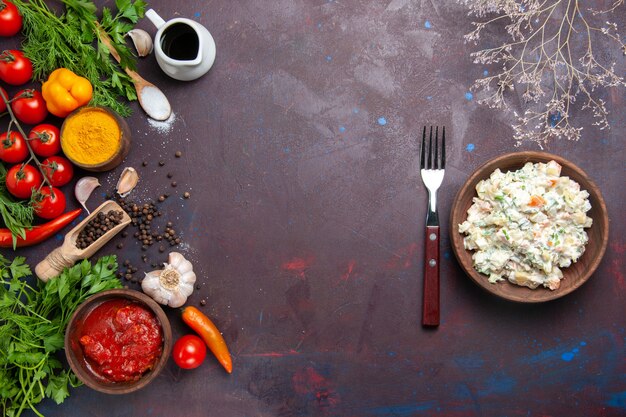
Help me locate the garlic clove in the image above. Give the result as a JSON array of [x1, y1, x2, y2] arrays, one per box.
[[116, 167, 139, 198], [142, 270, 171, 305], [178, 280, 195, 297], [168, 252, 193, 274], [74, 176, 100, 214], [168, 292, 188, 308], [127, 29, 154, 57]]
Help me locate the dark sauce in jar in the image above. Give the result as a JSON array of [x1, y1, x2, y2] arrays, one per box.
[[161, 23, 199, 61], [79, 299, 163, 383]]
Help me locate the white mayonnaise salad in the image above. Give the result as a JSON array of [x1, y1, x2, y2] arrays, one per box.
[[459, 160, 592, 290]]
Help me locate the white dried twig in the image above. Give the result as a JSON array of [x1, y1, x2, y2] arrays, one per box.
[[458, 0, 625, 147]]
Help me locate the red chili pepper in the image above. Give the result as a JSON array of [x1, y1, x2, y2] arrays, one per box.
[[181, 306, 233, 373], [0, 208, 81, 248]]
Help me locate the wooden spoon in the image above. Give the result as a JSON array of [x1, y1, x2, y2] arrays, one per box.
[[97, 25, 172, 121], [35, 200, 131, 281]]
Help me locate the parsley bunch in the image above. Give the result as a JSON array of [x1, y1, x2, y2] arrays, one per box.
[[13, 0, 147, 117], [0, 255, 122, 417]]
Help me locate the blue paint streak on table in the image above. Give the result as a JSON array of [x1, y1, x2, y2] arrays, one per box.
[[2, 1, 624, 416]]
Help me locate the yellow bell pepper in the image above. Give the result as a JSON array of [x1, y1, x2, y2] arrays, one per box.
[[41, 68, 93, 118]]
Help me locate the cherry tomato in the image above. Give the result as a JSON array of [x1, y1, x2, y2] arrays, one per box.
[[33, 186, 66, 219], [172, 335, 207, 369], [29, 124, 61, 157], [5, 163, 42, 199], [0, 86, 7, 113], [0, 50, 32, 85], [11, 89, 48, 125], [0, 131, 28, 163], [41, 155, 74, 187], [0, 1, 22, 37]]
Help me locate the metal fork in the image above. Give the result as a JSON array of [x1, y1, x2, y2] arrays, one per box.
[[420, 126, 445, 327]]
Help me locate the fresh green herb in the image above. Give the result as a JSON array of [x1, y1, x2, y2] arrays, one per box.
[[0, 255, 122, 417], [502, 229, 510, 240], [12, 0, 147, 116], [494, 195, 504, 202], [0, 163, 34, 245]]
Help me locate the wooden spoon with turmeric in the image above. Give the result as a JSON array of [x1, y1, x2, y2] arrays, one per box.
[[97, 24, 172, 121]]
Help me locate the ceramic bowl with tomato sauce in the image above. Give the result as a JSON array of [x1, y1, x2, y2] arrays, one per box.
[[65, 289, 172, 394]]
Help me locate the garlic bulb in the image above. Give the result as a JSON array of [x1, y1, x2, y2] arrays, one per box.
[[142, 252, 196, 308]]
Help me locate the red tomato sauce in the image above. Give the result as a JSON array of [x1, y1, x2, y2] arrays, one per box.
[[79, 299, 163, 383]]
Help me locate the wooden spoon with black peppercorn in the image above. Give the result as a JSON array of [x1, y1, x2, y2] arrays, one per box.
[[35, 200, 131, 281]]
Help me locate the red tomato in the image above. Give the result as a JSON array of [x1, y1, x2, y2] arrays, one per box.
[[29, 124, 61, 157], [0, 131, 28, 163], [0, 1, 22, 37], [172, 335, 207, 369], [41, 156, 74, 187], [11, 89, 48, 125], [33, 186, 66, 219], [5, 163, 42, 199], [0, 50, 32, 85], [0, 86, 7, 113]]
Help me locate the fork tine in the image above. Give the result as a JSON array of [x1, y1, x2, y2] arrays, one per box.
[[428, 126, 433, 169], [434, 126, 439, 169], [420, 126, 426, 169], [442, 126, 446, 169]]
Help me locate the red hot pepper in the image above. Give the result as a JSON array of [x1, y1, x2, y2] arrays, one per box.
[[0, 208, 81, 248]]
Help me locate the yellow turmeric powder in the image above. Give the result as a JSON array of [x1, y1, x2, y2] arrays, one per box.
[[61, 108, 121, 165]]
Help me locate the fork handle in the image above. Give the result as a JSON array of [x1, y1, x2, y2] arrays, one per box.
[[422, 225, 440, 326]]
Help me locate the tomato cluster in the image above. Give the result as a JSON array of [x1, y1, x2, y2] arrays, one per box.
[[1, 7, 76, 222], [1, 122, 74, 219]]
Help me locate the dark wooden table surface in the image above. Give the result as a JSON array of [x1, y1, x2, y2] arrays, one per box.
[[3, 1, 624, 416]]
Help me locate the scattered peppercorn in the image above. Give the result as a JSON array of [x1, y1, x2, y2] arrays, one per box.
[[116, 194, 184, 255], [183, 192, 190, 199], [167, 173, 173, 179], [142, 161, 148, 167], [159, 160, 165, 166], [200, 299, 206, 306], [175, 151, 182, 158], [171, 181, 177, 187]]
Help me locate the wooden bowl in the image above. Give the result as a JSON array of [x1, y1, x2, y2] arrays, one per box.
[[449, 151, 609, 302], [60, 106, 131, 172], [64, 289, 172, 394]]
